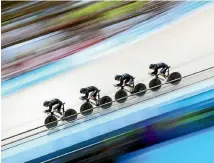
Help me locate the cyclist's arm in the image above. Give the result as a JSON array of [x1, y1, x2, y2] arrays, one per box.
[[117, 78, 123, 86]]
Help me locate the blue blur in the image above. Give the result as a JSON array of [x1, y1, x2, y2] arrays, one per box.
[[117, 126, 214, 163]]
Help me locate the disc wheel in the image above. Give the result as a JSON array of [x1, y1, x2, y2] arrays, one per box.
[[115, 89, 128, 103], [149, 78, 162, 91], [62, 109, 78, 122], [99, 96, 113, 109], [132, 83, 147, 96], [80, 102, 93, 116], [167, 72, 182, 85], [44, 115, 58, 129]]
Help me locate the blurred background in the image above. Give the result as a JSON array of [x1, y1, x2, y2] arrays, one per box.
[[1, 1, 181, 81], [2, 1, 214, 163]]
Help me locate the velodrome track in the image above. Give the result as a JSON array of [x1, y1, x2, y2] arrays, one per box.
[[2, 3, 214, 138], [2, 67, 214, 162]]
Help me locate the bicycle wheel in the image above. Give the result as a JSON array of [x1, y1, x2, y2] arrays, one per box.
[[149, 78, 162, 91], [63, 109, 78, 122], [99, 96, 113, 109], [44, 115, 58, 129], [132, 83, 147, 96], [167, 72, 182, 85], [115, 89, 128, 103], [80, 102, 93, 116]]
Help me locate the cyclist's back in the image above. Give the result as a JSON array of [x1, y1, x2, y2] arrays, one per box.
[[87, 86, 99, 92], [157, 63, 169, 69]]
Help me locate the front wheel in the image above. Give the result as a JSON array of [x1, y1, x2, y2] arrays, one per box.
[[99, 96, 113, 109], [80, 102, 93, 116], [132, 83, 147, 96], [167, 72, 182, 85], [62, 109, 78, 122], [44, 115, 58, 129], [115, 89, 128, 103], [149, 78, 162, 91]]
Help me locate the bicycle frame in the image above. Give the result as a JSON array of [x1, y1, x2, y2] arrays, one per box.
[[48, 103, 65, 116], [82, 92, 100, 106], [117, 84, 134, 93], [152, 67, 170, 80]]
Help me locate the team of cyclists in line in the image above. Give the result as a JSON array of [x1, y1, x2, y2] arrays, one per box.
[[43, 62, 170, 115]]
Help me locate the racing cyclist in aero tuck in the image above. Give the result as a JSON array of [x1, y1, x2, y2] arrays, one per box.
[[80, 86, 100, 106], [115, 73, 135, 88], [43, 98, 64, 115], [149, 62, 170, 78]]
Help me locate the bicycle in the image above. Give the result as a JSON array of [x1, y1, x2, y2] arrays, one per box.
[[80, 90, 113, 116], [44, 103, 77, 129], [149, 66, 182, 91], [114, 80, 147, 103]]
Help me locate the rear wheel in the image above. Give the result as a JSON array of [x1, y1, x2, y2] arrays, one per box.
[[132, 83, 147, 96], [44, 115, 58, 129], [63, 109, 78, 122], [149, 78, 162, 91], [80, 102, 93, 116], [115, 89, 128, 103], [99, 96, 113, 109], [167, 72, 182, 85]]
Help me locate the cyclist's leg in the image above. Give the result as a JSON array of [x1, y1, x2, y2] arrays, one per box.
[[124, 78, 130, 86], [91, 91, 99, 105], [160, 67, 167, 74], [59, 103, 64, 113], [130, 78, 134, 86], [166, 67, 170, 76], [53, 104, 62, 114], [93, 91, 98, 100], [90, 91, 96, 100], [128, 78, 134, 87], [53, 104, 58, 111]]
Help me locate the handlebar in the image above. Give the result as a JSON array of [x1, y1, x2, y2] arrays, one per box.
[[114, 84, 124, 90], [80, 96, 87, 100], [44, 110, 52, 114], [114, 84, 120, 88]]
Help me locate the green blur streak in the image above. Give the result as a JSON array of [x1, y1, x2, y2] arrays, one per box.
[[102, 1, 148, 20]]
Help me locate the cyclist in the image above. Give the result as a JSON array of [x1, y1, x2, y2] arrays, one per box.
[[43, 98, 64, 115], [80, 86, 100, 105], [149, 62, 170, 78], [115, 73, 135, 88]]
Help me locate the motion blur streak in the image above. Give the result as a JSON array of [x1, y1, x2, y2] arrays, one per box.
[[1, 1, 180, 80]]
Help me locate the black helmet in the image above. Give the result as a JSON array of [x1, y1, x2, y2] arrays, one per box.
[[80, 88, 87, 94], [43, 101, 50, 107], [149, 64, 156, 69], [115, 75, 121, 80]]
